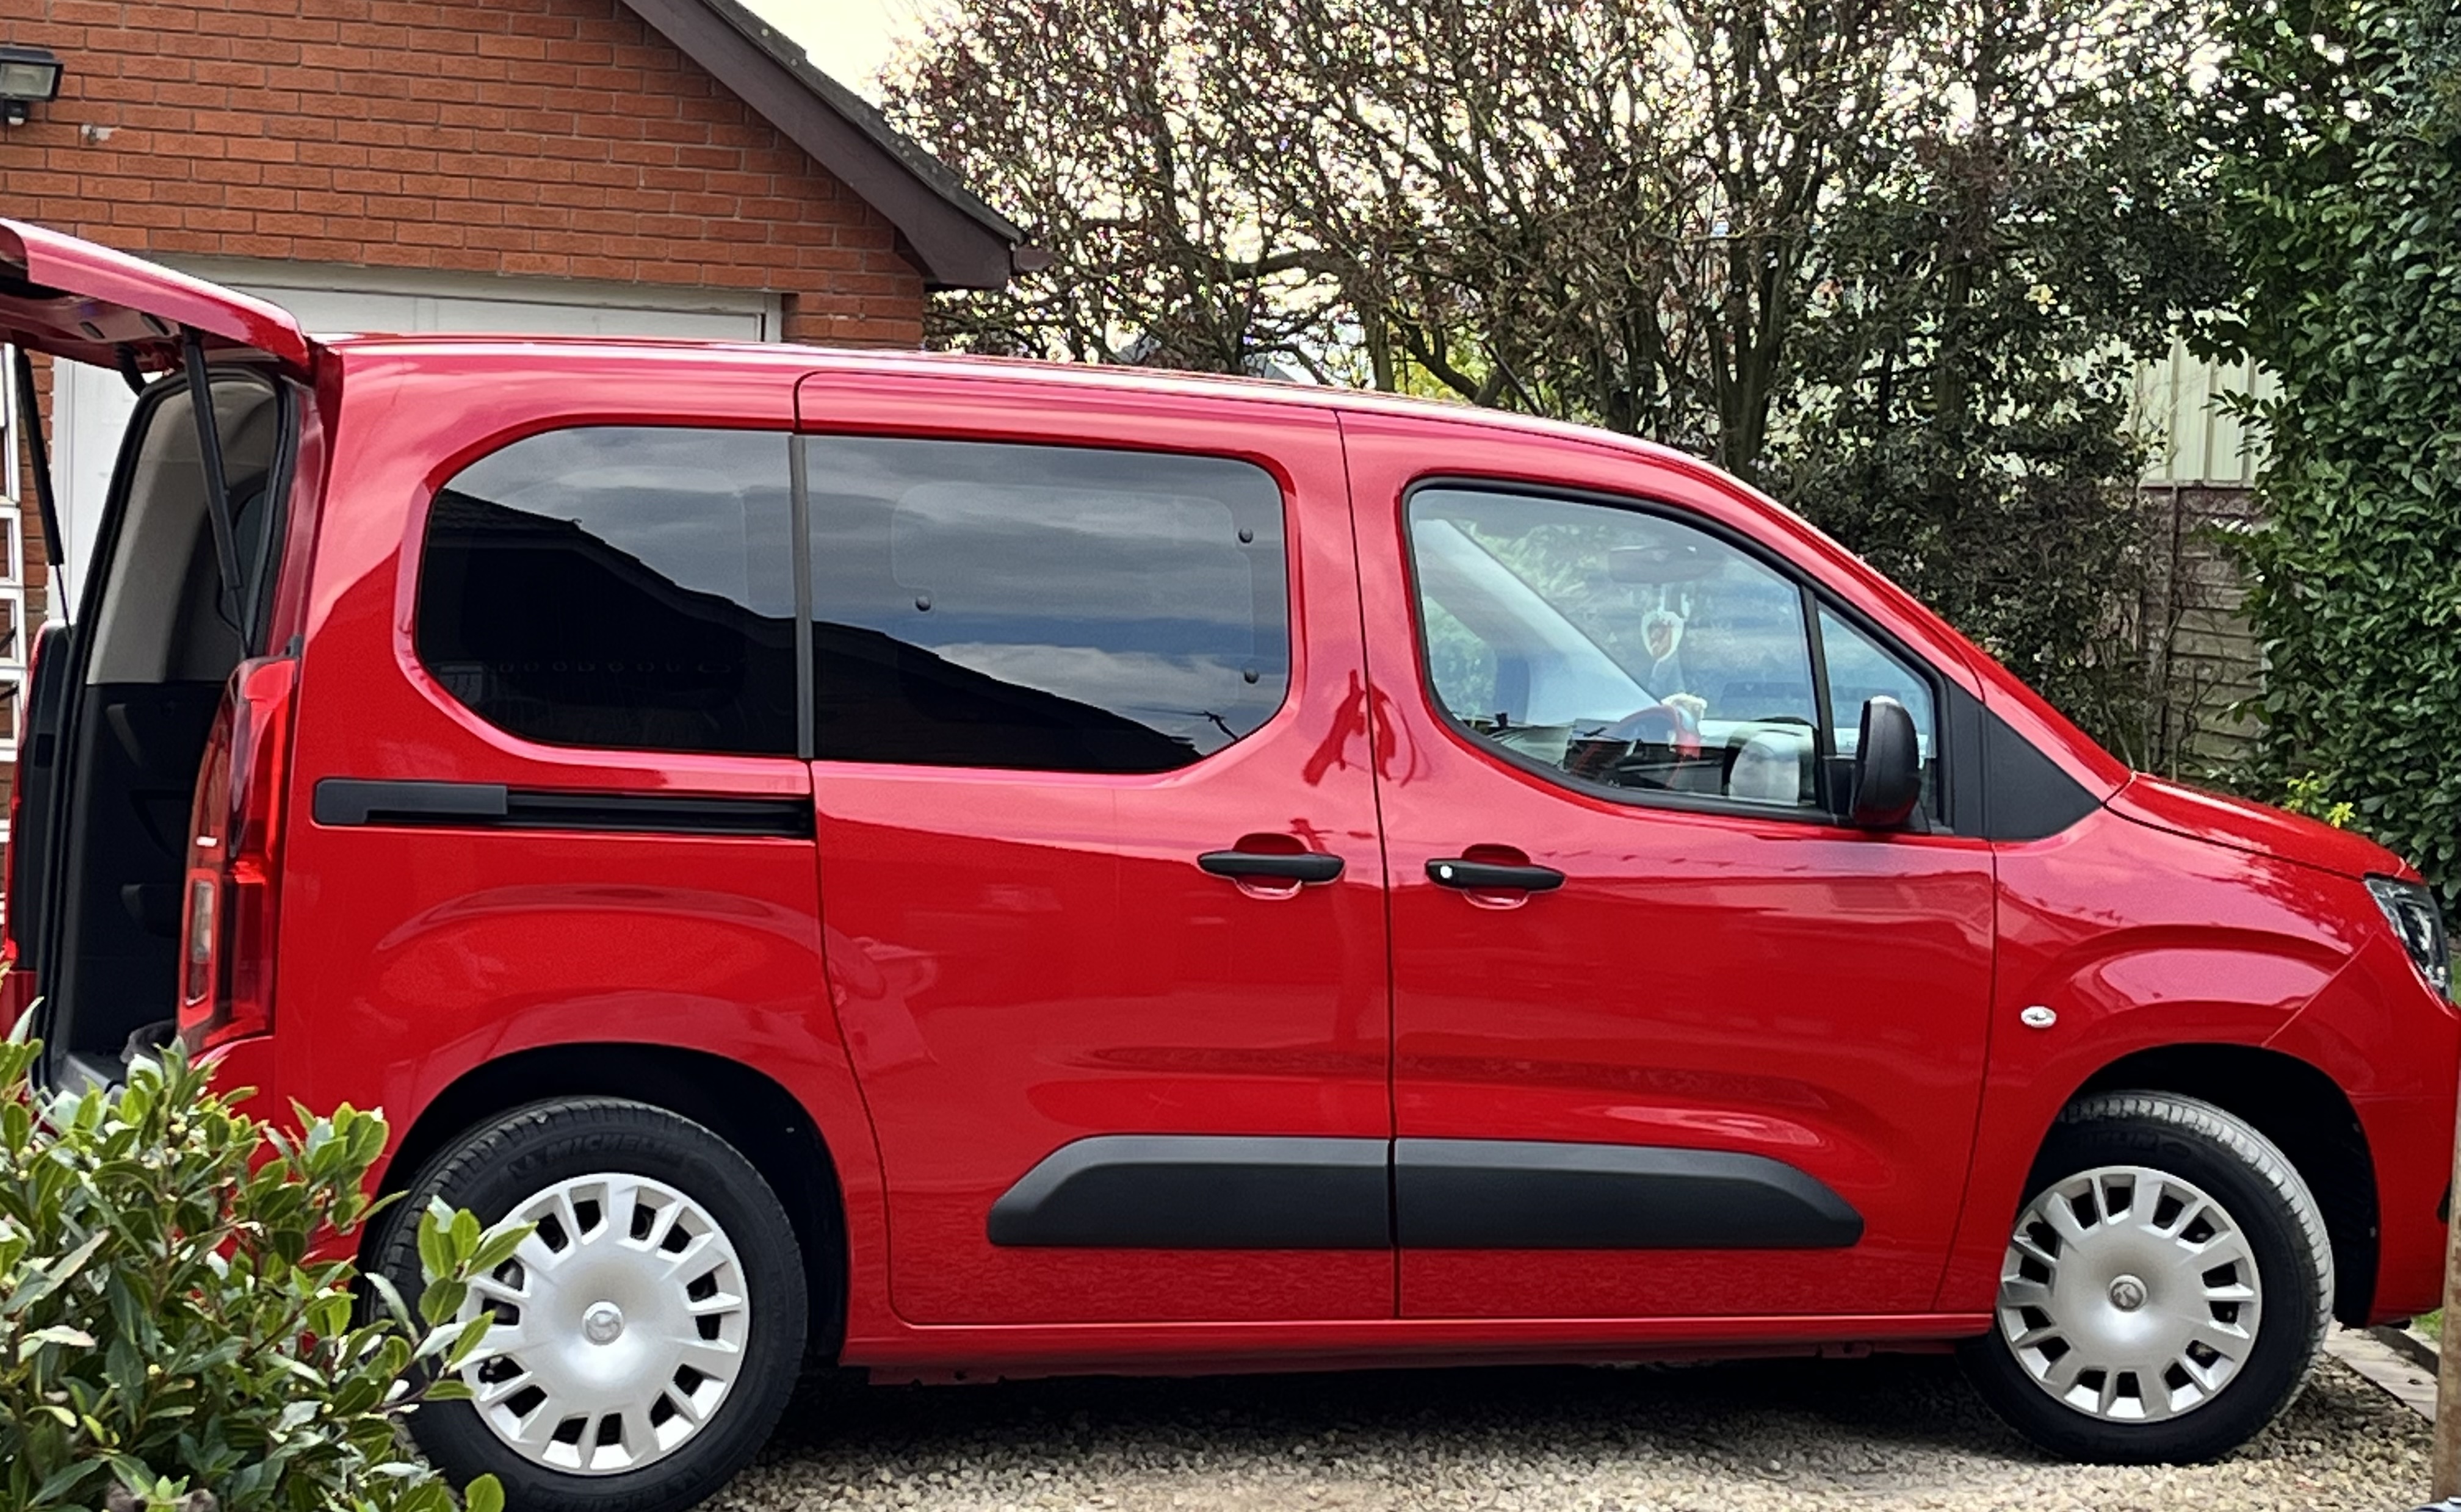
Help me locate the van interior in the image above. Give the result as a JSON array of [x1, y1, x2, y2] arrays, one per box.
[[22, 367, 289, 1085]]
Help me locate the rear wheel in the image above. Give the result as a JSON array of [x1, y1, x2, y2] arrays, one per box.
[[1961, 1091, 2332, 1463], [376, 1099, 808, 1512]]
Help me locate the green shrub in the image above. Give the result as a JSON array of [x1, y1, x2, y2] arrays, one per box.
[[0, 1028, 519, 1512], [2209, 0, 2461, 896]]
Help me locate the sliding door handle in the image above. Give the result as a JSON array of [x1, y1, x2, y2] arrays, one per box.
[[1426, 857, 1565, 891], [1199, 850, 1345, 884]]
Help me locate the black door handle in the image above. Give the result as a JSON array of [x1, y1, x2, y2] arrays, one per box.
[[1426, 857, 1565, 891], [1199, 851, 1345, 884]]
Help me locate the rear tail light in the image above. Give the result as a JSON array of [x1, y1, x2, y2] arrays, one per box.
[[178, 657, 297, 1051]]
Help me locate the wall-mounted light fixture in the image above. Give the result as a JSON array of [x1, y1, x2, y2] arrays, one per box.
[[0, 46, 64, 128]]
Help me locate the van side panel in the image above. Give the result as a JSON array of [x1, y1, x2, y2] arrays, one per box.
[[266, 348, 894, 1336], [788, 375, 1393, 1331]]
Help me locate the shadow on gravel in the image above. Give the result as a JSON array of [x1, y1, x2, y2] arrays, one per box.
[[728, 1356, 2428, 1510], [768, 1353, 2032, 1464]]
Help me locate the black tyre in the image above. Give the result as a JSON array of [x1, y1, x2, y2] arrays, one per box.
[[374, 1099, 809, 1512], [1960, 1091, 2332, 1463]]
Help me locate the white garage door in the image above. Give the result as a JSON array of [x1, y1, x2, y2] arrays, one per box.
[[49, 261, 781, 614]]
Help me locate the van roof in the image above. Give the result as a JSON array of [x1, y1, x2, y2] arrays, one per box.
[[313, 331, 1719, 478]]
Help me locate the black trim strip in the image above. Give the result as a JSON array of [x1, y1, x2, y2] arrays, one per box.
[[1979, 708, 2099, 841], [313, 778, 813, 838], [988, 1135, 1390, 1248], [1945, 682, 1988, 837], [1393, 1139, 1864, 1250], [314, 778, 505, 826], [1802, 580, 1837, 768], [789, 433, 816, 761], [986, 1136, 1863, 1251]]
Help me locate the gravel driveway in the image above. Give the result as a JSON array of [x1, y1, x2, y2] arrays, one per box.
[[717, 1353, 2426, 1511]]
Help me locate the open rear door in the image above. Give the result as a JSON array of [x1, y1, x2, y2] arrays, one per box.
[[0, 220, 316, 1027], [0, 219, 313, 376], [1, 618, 72, 1028]]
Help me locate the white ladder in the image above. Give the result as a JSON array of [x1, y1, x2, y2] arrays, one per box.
[[0, 347, 32, 877]]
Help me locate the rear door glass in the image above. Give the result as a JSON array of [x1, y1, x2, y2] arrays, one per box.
[[802, 437, 1289, 774], [416, 427, 799, 757]]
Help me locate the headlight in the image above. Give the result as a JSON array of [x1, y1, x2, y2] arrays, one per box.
[[2366, 875, 2452, 1000]]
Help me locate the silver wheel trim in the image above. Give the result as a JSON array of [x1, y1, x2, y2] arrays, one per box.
[[456, 1172, 752, 1475], [1995, 1164, 2263, 1422]]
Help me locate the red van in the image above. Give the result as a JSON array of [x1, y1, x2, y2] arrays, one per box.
[[2, 220, 2453, 1511]]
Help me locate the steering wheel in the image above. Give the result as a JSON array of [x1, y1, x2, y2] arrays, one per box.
[[1594, 700, 1702, 756], [1561, 699, 1702, 786]]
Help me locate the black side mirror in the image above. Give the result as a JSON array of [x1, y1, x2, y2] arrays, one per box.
[[1848, 696, 1923, 830]]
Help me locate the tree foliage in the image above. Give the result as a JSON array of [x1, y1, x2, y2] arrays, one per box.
[[2206, 0, 2461, 893], [890, 0, 1917, 463], [0, 1032, 518, 1512], [1209, 0, 1912, 467], [886, 0, 2225, 755], [883, 0, 1340, 374], [1771, 0, 2228, 754]]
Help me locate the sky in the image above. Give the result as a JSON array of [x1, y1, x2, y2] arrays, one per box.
[[742, 0, 947, 101]]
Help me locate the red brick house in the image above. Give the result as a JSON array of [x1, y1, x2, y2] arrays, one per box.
[[1, 0, 1025, 614]]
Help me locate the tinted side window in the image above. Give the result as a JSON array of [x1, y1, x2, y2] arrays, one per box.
[[416, 427, 798, 757], [1410, 488, 1820, 807], [804, 439, 1288, 773]]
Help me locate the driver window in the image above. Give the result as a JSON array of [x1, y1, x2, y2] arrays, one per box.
[[1409, 488, 1819, 807]]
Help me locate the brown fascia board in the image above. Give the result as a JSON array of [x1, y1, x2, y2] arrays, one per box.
[[615, 0, 1031, 290]]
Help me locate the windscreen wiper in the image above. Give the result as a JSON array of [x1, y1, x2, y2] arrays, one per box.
[[179, 326, 244, 603], [9, 344, 63, 569]]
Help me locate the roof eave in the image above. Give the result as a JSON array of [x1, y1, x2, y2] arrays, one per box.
[[615, 0, 1027, 290]]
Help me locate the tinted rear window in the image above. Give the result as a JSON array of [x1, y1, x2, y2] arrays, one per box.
[[804, 437, 1289, 773], [416, 427, 798, 757]]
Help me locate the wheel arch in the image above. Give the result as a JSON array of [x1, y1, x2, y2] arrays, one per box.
[[369, 1042, 850, 1362], [2070, 1042, 2377, 1326]]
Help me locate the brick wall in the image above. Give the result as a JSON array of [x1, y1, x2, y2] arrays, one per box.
[[3, 0, 937, 596], [0, 0, 930, 346], [1, 0, 944, 873]]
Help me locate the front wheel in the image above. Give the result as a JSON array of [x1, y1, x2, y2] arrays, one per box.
[[375, 1099, 809, 1512], [1960, 1091, 2332, 1463]]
